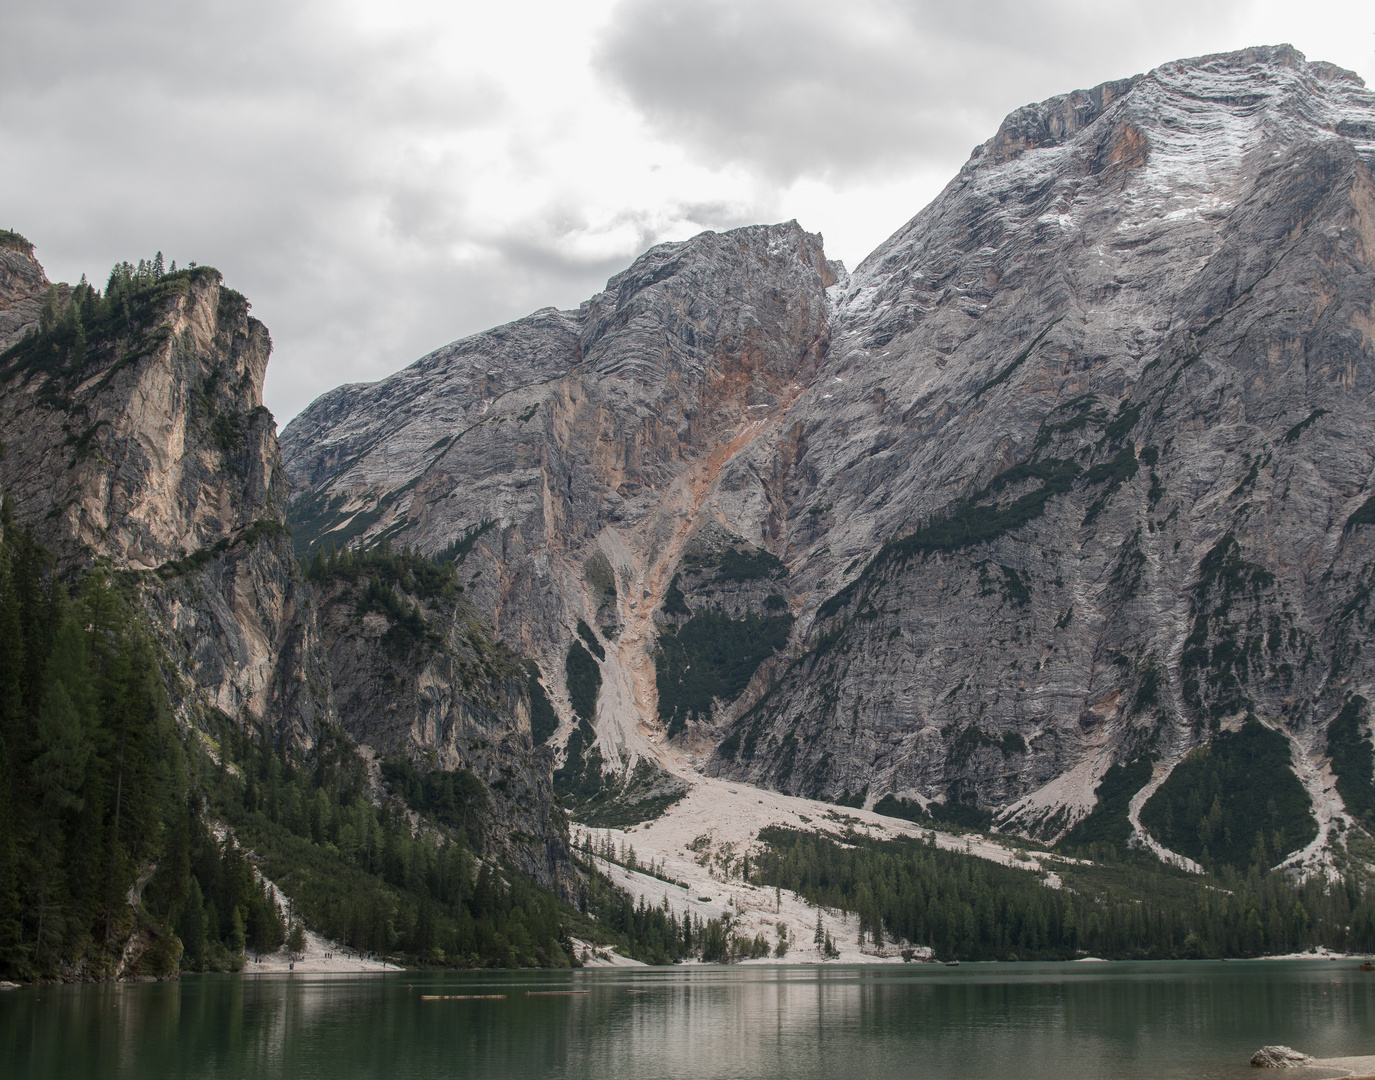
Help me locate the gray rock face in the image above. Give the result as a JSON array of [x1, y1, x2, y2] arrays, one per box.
[[282, 46, 1375, 860], [284, 222, 835, 772], [0, 235, 48, 351], [716, 46, 1375, 845], [0, 250, 320, 742]]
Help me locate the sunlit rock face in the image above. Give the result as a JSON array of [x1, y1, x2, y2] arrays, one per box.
[[283, 46, 1375, 852]]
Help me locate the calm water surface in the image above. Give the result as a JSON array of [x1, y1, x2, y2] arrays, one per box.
[[4, 960, 1373, 1079]]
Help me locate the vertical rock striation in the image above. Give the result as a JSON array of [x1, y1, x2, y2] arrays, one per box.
[[283, 222, 836, 775], [0, 250, 323, 741], [715, 46, 1375, 855]]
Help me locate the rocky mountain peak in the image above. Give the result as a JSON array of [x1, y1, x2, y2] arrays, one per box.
[[983, 45, 1364, 166], [0, 262, 278, 570], [859, 45, 1374, 286], [281, 46, 1375, 876]]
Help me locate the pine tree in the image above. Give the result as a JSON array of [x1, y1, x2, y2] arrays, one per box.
[[179, 878, 208, 968], [0, 735, 21, 966], [229, 906, 246, 956]]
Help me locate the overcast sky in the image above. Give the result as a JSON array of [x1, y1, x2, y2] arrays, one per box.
[[2, 1, 1372, 425]]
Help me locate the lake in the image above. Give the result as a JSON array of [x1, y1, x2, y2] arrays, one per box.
[[4, 960, 1373, 1079]]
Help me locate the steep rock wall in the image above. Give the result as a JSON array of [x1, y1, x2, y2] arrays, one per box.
[[0, 251, 322, 741], [284, 222, 836, 773], [308, 552, 570, 884], [712, 47, 1375, 847], [281, 47, 1375, 866]]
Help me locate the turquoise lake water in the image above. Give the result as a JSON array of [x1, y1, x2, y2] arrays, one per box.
[[4, 960, 1373, 1079]]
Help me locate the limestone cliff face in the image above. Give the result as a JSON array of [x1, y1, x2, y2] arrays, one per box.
[[0, 259, 282, 571], [282, 47, 1375, 864], [0, 242, 568, 888], [0, 234, 49, 351], [0, 248, 324, 741], [712, 46, 1375, 848], [283, 222, 835, 772]]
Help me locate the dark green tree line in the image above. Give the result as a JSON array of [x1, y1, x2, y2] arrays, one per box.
[[751, 827, 1375, 961], [0, 507, 241, 979]]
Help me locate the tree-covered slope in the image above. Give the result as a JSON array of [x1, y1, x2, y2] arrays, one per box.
[[0, 242, 577, 979]]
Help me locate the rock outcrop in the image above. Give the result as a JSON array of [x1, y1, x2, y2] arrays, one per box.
[[732, 47, 1375, 860], [281, 46, 1375, 870], [713, 45, 1375, 853], [306, 547, 570, 883], [0, 232, 48, 351], [0, 248, 325, 741], [1250, 1045, 1312, 1068], [283, 222, 836, 775]]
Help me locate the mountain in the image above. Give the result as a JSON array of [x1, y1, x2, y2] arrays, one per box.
[[281, 222, 837, 808], [281, 45, 1375, 876], [0, 236, 570, 978]]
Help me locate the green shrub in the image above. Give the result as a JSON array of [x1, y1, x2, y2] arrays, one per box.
[[882, 459, 1081, 564], [438, 520, 497, 564], [0, 229, 33, 255], [1283, 409, 1328, 443], [565, 641, 601, 723], [553, 716, 605, 806], [380, 757, 490, 843], [655, 610, 793, 736], [662, 574, 691, 616], [304, 539, 462, 603], [1178, 534, 1276, 723], [872, 794, 993, 831], [681, 544, 785, 581], [1346, 496, 1375, 533], [1059, 758, 1153, 852], [576, 619, 605, 660], [525, 662, 558, 745], [1328, 696, 1375, 826], [1, 258, 218, 401]]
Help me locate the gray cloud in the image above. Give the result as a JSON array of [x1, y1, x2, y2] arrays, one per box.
[[0, 0, 657, 424], [595, 0, 1247, 182]]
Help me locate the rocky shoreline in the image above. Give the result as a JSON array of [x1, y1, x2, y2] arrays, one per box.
[[1251, 1046, 1375, 1077]]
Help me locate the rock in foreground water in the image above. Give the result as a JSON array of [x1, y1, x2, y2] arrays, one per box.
[[1250, 1045, 1312, 1068]]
